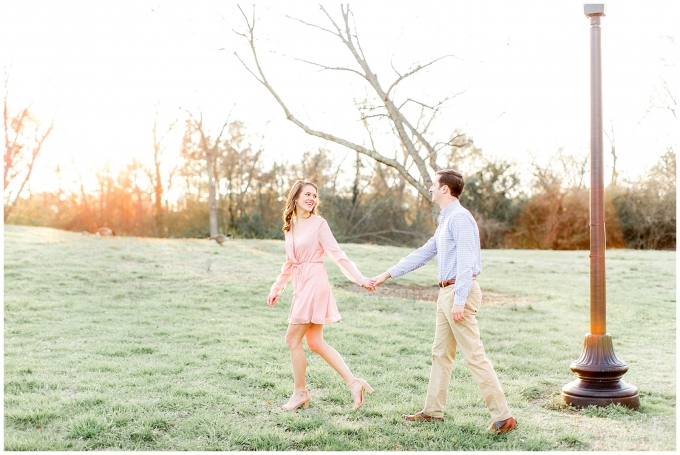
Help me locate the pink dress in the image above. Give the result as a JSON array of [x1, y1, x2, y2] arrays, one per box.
[[270, 215, 369, 324]]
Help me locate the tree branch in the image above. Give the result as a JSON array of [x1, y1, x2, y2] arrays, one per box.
[[387, 55, 457, 95], [318, 5, 347, 43], [322, 5, 432, 189], [234, 4, 430, 199], [6, 116, 53, 219], [284, 12, 341, 38], [279, 53, 365, 78], [399, 90, 466, 111], [433, 132, 469, 152]]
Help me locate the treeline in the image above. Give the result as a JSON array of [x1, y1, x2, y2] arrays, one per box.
[[467, 148, 675, 250], [6, 120, 676, 250]]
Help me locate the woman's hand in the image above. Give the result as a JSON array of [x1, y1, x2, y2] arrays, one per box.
[[267, 293, 278, 307], [362, 279, 376, 292]]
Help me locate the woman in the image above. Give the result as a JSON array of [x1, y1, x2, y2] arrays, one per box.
[[267, 180, 376, 411]]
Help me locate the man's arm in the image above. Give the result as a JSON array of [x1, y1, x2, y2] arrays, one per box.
[[374, 235, 437, 286], [452, 214, 478, 307]]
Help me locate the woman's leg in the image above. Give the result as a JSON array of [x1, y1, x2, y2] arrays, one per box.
[[282, 323, 312, 408], [305, 324, 367, 406]]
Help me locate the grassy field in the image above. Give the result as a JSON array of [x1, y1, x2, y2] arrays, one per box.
[[3, 224, 676, 451]]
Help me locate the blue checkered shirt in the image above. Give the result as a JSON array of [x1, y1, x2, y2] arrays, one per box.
[[388, 200, 482, 306]]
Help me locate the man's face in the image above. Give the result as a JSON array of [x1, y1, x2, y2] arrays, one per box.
[[429, 175, 446, 204]]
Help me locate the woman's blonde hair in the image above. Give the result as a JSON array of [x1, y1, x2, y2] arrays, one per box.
[[281, 180, 320, 232]]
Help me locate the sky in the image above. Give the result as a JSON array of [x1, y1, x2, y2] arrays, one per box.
[[1, 0, 678, 195]]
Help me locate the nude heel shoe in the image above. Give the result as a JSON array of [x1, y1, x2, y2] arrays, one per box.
[[280, 390, 311, 410], [350, 378, 374, 410]]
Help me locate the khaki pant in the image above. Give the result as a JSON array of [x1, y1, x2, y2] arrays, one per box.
[[422, 281, 511, 422]]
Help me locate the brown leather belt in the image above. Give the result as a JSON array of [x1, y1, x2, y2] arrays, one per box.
[[438, 276, 476, 288]]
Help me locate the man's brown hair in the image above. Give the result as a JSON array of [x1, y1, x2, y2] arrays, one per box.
[[435, 169, 465, 198]]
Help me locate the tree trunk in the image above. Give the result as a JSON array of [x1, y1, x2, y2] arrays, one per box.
[[610, 144, 618, 187], [432, 203, 441, 225], [206, 148, 218, 237], [154, 165, 164, 235]]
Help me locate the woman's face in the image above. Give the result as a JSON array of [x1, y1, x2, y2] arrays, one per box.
[[295, 184, 318, 216]]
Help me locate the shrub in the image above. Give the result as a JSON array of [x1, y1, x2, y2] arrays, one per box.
[[610, 150, 676, 250], [509, 187, 625, 250]]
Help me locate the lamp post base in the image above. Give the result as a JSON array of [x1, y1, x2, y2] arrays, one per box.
[[561, 333, 640, 409], [562, 378, 640, 408]]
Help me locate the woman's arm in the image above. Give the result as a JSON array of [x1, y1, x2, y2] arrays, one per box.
[[318, 219, 370, 287], [268, 253, 293, 306]]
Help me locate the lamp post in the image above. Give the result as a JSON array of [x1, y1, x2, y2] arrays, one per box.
[[561, 4, 640, 409]]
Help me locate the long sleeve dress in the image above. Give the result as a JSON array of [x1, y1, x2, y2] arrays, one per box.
[[269, 215, 369, 325]]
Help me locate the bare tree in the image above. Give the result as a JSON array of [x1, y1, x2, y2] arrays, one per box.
[[148, 105, 178, 236], [233, 5, 465, 220], [638, 36, 677, 124], [556, 148, 589, 190], [640, 76, 677, 124], [527, 148, 589, 193], [658, 77, 677, 119], [604, 121, 618, 187], [182, 111, 230, 237], [94, 162, 114, 227], [220, 121, 264, 233], [3, 70, 54, 220]]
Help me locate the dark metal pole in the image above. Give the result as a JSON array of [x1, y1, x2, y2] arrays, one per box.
[[561, 4, 639, 409], [588, 10, 606, 337]]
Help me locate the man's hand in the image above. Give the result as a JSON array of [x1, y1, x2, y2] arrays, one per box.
[[267, 293, 278, 307], [372, 272, 391, 287], [451, 304, 465, 323]]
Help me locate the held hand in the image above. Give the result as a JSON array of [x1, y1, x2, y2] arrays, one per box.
[[372, 272, 390, 287], [451, 304, 465, 323], [267, 293, 278, 307], [362, 279, 376, 292]]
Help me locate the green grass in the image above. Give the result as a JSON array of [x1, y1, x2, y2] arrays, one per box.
[[4, 225, 676, 450]]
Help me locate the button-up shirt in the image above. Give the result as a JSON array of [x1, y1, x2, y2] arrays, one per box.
[[388, 200, 482, 306]]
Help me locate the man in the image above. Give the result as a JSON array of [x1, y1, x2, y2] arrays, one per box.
[[372, 169, 517, 434]]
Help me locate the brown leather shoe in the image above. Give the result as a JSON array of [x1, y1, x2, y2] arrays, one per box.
[[489, 416, 517, 434], [402, 411, 444, 422]]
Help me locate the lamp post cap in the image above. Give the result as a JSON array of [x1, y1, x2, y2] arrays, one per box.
[[584, 4, 606, 17]]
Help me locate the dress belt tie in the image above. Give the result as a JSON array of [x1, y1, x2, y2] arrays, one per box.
[[292, 261, 324, 267]]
